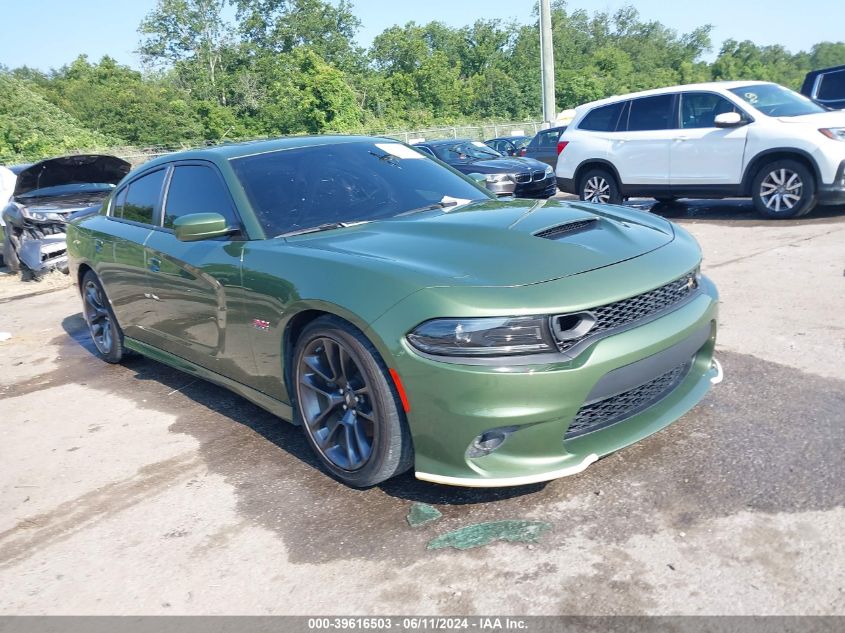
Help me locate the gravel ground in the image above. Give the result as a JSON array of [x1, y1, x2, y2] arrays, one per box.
[[0, 199, 843, 615]]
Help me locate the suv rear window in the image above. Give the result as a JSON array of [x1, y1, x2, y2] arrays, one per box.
[[818, 69, 845, 101], [626, 94, 676, 131], [579, 102, 625, 132]]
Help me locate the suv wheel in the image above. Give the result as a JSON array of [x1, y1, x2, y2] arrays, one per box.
[[752, 160, 817, 218], [579, 168, 622, 204]]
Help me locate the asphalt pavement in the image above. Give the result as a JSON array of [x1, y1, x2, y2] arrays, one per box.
[[0, 198, 843, 615]]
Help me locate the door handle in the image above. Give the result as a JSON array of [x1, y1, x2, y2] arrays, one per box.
[[674, 136, 690, 141], [148, 257, 161, 273]]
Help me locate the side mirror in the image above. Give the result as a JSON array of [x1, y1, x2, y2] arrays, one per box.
[[467, 173, 487, 186], [714, 112, 743, 128], [173, 213, 234, 242]]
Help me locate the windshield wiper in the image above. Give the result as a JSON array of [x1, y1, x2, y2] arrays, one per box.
[[277, 221, 367, 238], [396, 200, 460, 217]]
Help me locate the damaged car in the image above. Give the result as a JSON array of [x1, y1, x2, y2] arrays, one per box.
[[1, 155, 130, 276]]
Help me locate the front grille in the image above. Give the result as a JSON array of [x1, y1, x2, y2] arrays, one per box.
[[532, 169, 547, 181], [565, 360, 691, 439], [553, 271, 699, 352], [535, 218, 598, 240], [515, 172, 532, 184]]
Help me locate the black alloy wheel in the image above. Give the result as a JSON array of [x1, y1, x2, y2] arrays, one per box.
[[81, 270, 125, 363], [293, 316, 413, 487]]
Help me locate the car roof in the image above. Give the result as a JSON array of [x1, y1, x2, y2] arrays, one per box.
[[138, 135, 401, 171], [417, 138, 473, 147], [486, 135, 529, 142], [573, 80, 773, 113]]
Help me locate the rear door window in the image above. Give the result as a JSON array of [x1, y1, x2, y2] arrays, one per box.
[[579, 102, 626, 132], [163, 165, 238, 230], [119, 169, 166, 225], [626, 94, 676, 131]]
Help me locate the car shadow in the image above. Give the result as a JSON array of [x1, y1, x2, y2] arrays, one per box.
[[60, 312, 540, 508], [630, 197, 845, 225]]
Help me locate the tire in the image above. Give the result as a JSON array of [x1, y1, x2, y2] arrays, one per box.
[[3, 233, 20, 273], [751, 160, 817, 219], [293, 316, 414, 487], [80, 270, 126, 364], [578, 168, 622, 204]]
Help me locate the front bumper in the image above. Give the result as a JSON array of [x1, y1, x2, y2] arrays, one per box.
[[514, 175, 557, 199], [373, 266, 719, 487], [818, 161, 845, 206]]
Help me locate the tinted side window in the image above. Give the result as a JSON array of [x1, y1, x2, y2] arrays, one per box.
[[112, 187, 127, 217], [164, 165, 237, 229], [121, 169, 165, 225], [818, 69, 845, 101], [681, 93, 741, 128], [579, 102, 625, 132], [627, 94, 676, 131]]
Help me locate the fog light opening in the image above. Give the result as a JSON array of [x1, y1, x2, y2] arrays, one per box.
[[466, 426, 518, 458]]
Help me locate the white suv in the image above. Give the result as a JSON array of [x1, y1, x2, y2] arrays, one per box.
[[555, 81, 845, 218]]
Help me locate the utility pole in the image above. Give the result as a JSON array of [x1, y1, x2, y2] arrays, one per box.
[[539, 0, 556, 128]]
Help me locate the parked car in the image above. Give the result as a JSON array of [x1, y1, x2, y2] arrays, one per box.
[[523, 125, 568, 167], [68, 135, 721, 488], [484, 135, 531, 157], [801, 65, 845, 110], [414, 139, 556, 198], [556, 81, 845, 218], [2, 155, 130, 275]]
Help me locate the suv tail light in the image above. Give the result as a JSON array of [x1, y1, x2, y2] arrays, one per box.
[[518, 147, 527, 157], [557, 141, 569, 155]]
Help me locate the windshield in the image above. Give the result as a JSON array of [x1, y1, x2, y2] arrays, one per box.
[[433, 141, 503, 162], [230, 141, 492, 238], [728, 83, 826, 117]]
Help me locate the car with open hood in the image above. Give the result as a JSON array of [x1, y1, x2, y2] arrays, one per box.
[[67, 136, 721, 488], [2, 154, 130, 275], [413, 138, 557, 198]]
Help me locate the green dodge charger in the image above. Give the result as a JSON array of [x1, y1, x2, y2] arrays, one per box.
[[67, 136, 722, 488]]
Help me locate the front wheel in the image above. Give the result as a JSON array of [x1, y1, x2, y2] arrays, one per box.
[[293, 316, 414, 487], [578, 168, 622, 204], [81, 270, 126, 363], [751, 160, 817, 218], [3, 233, 21, 273]]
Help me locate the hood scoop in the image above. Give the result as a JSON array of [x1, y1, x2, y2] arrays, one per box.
[[534, 217, 599, 240]]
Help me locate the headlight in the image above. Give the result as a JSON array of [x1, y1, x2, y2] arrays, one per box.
[[545, 165, 554, 176], [407, 316, 557, 357], [819, 128, 845, 141], [485, 173, 514, 184]]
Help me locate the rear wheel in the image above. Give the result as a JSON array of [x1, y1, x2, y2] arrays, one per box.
[[293, 316, 414, 487], [579, 168, 622, 204], [751, 160, 817, 218], [81, 270, 126, 363]]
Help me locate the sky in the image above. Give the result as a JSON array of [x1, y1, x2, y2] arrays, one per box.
[[0, 0, 842, 72]]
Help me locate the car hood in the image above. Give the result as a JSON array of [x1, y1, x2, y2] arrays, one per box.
[[775, 110, 845, 126], [14, 155, 131, 197], [285, 199, 677, 287], [453, 157, 548, 174]]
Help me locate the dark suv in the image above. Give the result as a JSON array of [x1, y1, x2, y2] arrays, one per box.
[[523, 126, 568, 167]]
